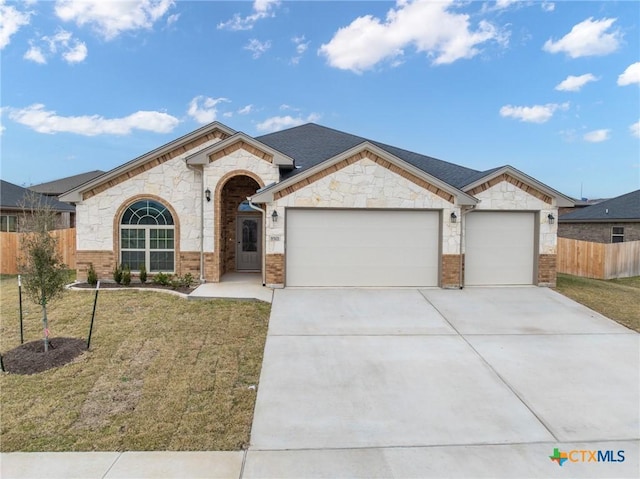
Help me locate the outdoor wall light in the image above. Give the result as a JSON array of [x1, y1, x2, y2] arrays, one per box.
[[271, 210, 279, 223], [205, 188, 211, 202], [450, 212, 457, 223], [547, 213, 555, 224]]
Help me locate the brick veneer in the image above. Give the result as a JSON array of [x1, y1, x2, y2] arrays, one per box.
[[265, 254, 284, 286], [441, 254, 463, 288], [537, 254, 556, 286], [76, 250, 115, 281]]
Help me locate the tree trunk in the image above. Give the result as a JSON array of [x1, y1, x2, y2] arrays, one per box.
[[42, 303, 49, 353]]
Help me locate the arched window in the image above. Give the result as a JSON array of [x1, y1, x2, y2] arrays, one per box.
[[120, 200, 175, 272]]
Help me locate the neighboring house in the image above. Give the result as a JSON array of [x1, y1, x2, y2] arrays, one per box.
[[60, 122, 573, 288], [29, 170, 105, 197], [28, 170, 105, 228], [558, 189, 640, 244], [0, 180, 76, 231]]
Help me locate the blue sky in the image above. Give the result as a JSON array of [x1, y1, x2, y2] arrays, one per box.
[[1, 0, 638, 199]]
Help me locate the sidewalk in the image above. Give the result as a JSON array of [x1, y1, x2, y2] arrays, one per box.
[[1, 451, 244, 479]]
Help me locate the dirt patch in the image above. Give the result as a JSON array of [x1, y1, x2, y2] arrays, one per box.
[[2, 337, 86, 375], [73, 342, 158, 431]]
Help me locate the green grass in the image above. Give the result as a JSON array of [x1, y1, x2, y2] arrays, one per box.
[[0, 276, 270, 451], [555, 274, 640, 332]]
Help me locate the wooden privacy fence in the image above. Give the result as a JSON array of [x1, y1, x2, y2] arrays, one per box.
[[0, 228, 76, 275], [557, 237, 640, 279]]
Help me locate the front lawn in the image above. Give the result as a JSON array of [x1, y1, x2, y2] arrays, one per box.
[[555, 274, 640, 333], [0, 276, 270, 451]]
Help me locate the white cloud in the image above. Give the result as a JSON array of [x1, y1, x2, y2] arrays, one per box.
[[55, 0, 174, 40], [541, 2, 555, 12], [187, 96, 229, 124], [499, 102, 569, 123], [244, 38, 271, 59], [319, 0, 506, 73], [629, 121, 640, 139], [24, 45, 46, 64], [218, 0, 280, 31], [554, 73, 597, 92], [617, 62, 640, 86], [7, 104, 179, 135], [238, 105, 254, 115], [291, 35, 309, 64], [543, 17, 621, 58], [166, 13, 180, 27], [583, 129, 610, 143], [0, 0, 32, 49], [24, 29, 88, 64], [256, 113, 320, 133]]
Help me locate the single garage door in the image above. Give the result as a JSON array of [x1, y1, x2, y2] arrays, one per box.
[[286, 209, 440, 287], [465, 211, 535, 285]]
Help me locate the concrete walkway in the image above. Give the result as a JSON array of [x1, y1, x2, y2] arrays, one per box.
[[189, 273, 273, 303], [2, 287, 638, 478]]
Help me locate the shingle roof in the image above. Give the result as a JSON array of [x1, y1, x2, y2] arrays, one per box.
[[1, 180, 75, 212], [559, 189, 639, 221], [29, 170, 105, 196], [256, 123, 481, 187]]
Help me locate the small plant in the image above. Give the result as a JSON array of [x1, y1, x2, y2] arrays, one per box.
[[139, 263, 147, 284], [181, 273, 195, 288], [87, 263, 98, 286], [113, 264, 123, 284], [152, 272, 172, 286], [122, 264, 132, 286], [171, 277, 182, 290]]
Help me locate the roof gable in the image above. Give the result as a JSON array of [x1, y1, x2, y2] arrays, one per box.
[[463, 166, 574, 207], [251, 142, 477, 205], [60, 122, 235, 202], [560, 189, 639, 221], [185, 132, 295, 167]]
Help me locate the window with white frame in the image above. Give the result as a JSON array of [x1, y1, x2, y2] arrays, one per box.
[[611, 226, 624, 243], [120, 200, 174, 272], [0, 215, 18, 232]]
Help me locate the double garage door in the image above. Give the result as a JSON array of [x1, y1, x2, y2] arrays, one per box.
[[286, 209, 440, 287], [285, 209, 536, 287]]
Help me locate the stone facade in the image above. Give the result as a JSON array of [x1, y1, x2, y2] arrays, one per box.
[[558, 222, 640, 244]]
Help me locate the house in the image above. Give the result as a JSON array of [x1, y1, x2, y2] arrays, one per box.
[[558, 189, 640, 244], [60, 122, 573, 288], [29, 170, 105, 198], [28, 170, 105, 228], [1, 180, 76, 232]]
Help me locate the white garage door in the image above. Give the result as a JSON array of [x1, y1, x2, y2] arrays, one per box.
[[286, 209, 440, 287], [465, 211, 535, 286]]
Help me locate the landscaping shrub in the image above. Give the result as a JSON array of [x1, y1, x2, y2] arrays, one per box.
[[113, 265, 123, 285], [121, 265, 131, 286], [152, 272, 172, 286], [139, 264, 147, 284], [87, 263, 98, 286]]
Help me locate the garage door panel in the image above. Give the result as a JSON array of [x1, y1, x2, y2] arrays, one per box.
[[286, 209, 439, 287], [465, 212, 535, 286]]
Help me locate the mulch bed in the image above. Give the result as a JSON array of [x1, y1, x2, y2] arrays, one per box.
[[2, 337, 87, 375], [72, 282, 195, 295]]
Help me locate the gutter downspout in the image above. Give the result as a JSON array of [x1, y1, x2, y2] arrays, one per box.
[[246, 198, 266, 286], [458, 205, 475, 289], [187, 163, 206, 283]]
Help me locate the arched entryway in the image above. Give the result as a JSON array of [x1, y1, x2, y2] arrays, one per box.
[[217, 174, 263, 279]]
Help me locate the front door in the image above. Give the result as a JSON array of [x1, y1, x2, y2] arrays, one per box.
[[236, 216, 261, 271]]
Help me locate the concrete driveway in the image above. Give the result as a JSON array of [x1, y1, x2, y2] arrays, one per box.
[[245, 287, 639, 478]]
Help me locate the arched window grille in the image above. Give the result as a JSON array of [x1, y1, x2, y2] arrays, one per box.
[[120, 200, 175, 272]]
